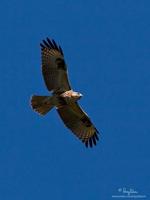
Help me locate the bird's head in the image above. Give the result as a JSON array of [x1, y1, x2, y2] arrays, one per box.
[[72, 92, 83, 100], [78, 92, 83, 99]]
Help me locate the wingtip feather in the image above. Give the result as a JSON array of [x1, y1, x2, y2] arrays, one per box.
[[40, 37, 64, 56], [84, 130, 99, 148]]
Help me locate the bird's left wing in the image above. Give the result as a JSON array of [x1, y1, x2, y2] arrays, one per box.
[[57, 102, 99, 147], [40, 38, 71, 93]]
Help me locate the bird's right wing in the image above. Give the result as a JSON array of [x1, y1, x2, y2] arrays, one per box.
[[57, 101, 99, 147], [40, 38, 71, 93]]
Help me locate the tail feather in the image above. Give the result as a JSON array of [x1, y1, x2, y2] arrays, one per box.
[[30, 95, 54, 115]]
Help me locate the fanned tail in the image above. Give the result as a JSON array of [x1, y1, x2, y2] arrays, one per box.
[[30, 95, 54, 115]]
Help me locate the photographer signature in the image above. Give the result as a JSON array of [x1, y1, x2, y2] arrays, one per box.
[[112, 187, 147, 198]]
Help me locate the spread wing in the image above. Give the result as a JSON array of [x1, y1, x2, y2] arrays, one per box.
[[40, 38, 71, 93], [57, 102, 99, 147]]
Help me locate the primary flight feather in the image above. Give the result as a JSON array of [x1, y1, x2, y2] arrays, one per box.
[[30, 38, 99, 147]]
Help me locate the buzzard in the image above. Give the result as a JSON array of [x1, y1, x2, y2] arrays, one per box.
[[30, 38, 99, 147]]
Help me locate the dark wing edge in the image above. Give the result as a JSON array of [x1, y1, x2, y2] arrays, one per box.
[[84, 127, 99, 148], [40, 37, 71, 93], [40, 37, 64, 56], [75, 103, 99, 147], [57, 102, 100, 148]]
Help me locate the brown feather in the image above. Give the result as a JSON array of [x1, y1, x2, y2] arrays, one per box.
[[40, 38, 71, 93], [57, 102, 99, 147]]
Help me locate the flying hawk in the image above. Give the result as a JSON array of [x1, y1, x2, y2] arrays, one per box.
[[30, 38, 99, 147]]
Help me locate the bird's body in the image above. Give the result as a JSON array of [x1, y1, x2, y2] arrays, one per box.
[[59, 90, 82, 104], [30, 38, 99, 147]]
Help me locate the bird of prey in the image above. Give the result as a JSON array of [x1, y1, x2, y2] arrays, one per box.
[[30, 38, 99, 147]]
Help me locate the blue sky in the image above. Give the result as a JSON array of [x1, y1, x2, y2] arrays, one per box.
[[0, 0, 150, 199]]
